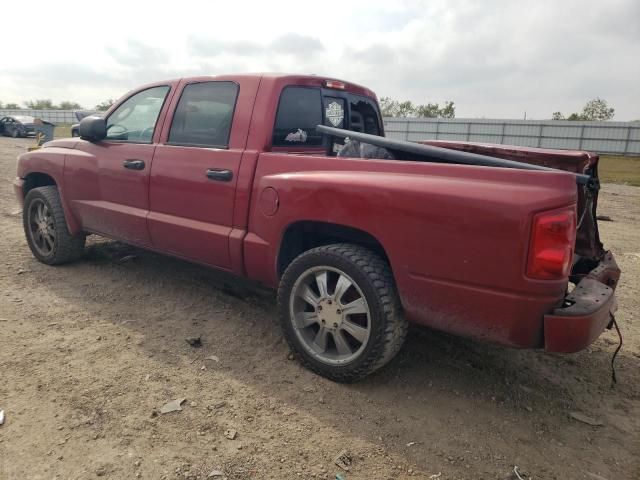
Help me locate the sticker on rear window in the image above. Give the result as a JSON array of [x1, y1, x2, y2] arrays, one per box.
[[285, 129, 308, 142], [325, 101, 344, 127]]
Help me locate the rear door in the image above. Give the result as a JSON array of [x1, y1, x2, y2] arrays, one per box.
[[66, 85, 173, 245], [148, 79, 252, 269]]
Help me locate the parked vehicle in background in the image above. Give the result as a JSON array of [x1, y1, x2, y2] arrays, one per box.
[[13, 74, 621, 382], [0, 115, 39, 138]]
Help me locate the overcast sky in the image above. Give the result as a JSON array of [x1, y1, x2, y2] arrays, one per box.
[[1, 0, 638, 120]]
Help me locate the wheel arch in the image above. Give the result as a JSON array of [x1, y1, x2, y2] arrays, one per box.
[[22, 172, 57, 196], [20, 172, 82, 236], [277, 221, 391, 278]]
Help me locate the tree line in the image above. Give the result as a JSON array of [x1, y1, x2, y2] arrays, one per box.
[[0, 99, 115, 111], [380, 97, 456, 118], [380, 96, 617, 121], [551, 97, 615, 121]]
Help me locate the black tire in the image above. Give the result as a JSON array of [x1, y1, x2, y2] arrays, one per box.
[[23, 186, 85, 265], [11, 129, 19, 138], [278, 243, 408, 382]]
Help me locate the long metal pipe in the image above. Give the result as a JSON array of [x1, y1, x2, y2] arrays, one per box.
[[316, 125, 592, 186]]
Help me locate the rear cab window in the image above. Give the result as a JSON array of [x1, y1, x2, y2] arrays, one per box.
[[272, 86, 382, 150]]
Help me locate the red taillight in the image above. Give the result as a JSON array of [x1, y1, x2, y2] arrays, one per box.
[[324, 80, 346, 90], [527, 207, 577, 280]]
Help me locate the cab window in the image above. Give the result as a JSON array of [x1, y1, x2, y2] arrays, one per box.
[[273, 87, 323, 147], [272, 86, 382, 148], [168, 81, 239, 148], [106, 86, 170, 143]]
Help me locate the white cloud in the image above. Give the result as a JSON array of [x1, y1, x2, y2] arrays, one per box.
[[0, 0, 637, 120]]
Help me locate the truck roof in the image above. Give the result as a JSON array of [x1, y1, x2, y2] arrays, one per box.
[[132, 73, 378, 101]]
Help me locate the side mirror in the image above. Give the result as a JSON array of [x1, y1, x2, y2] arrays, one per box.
[[79, 116, 106, 142]]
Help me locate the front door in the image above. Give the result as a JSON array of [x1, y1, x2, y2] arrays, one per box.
[[65, 85, 172, 246], [148, 80, 242, 269]]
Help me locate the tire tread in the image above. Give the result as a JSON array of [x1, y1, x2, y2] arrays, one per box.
[[23, 186, 85, 265], [278, 243, 408, 382]]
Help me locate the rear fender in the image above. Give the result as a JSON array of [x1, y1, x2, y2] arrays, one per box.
[[245, 166, 576, 294], [421, 141, 603, 260], [244, 162, 579, 348]]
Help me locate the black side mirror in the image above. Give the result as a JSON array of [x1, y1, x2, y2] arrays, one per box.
[[79, 116, 106, 142]]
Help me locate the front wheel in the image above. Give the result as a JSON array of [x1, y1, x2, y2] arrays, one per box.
[[278, 243, 408, 382], [23, 186, 86, 264]]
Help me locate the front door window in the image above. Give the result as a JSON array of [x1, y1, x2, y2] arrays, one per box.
[[105, 86, 170, 143]]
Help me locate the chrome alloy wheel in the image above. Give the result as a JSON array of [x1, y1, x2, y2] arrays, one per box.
[[27, 198, 56, 256], [289, 266, 371, 365]]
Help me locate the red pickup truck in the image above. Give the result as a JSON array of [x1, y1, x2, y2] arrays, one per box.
[[14, 74, 620, 382]]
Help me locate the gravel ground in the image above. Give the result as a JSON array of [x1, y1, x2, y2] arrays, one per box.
[[0, 136, 638, 480]]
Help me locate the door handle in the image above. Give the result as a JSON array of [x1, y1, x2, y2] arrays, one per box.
[[123, 159, 145, 170], [206, 169, 233, 182]]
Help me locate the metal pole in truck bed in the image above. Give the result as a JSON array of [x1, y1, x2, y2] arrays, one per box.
[[316, 125, 593, 187]]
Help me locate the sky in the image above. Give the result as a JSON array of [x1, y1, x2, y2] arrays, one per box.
[[0, 0, 638, 120]]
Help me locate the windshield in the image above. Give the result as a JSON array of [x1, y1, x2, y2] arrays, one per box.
[[14, 116, 35, 123]]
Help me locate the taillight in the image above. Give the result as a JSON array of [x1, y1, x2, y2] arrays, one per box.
[[527, 207, 576, 280]]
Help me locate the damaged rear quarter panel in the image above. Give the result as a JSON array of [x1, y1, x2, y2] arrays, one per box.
[[245, 153, 578, 348]]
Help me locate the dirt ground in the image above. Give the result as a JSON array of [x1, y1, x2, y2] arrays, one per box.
[[0, 136, 638, 480]]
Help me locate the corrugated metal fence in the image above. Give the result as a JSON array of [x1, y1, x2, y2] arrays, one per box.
[[384, 118, 640, 156], [2, 109, 638, 155], [0, 109, 80, 124]]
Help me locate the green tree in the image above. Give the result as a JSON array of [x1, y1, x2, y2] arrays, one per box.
[[416, 101, 455, 118], [379, 97, 399, 117], [438, 101, 455, 119], [4, 103, 20, 109], [95, 99, 115, 111], [552, 98, 615, 121], [58, 101, 84, 110], [581, 97, 614, 121], [380, 97, 456, 118], [24, 99, 56, 109], [396, 100, 416, 117]]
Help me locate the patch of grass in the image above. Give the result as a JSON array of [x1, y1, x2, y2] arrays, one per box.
[[54, 124, 72, 138], [598, 155, 640, 186]]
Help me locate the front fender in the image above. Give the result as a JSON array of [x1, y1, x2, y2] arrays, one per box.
[[16, 147, 82, 235]]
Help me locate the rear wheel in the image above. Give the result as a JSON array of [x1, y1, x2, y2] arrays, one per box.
[[23, 186, 85, 264], [278, 243, 408, 382], [11, 129, 19, 138]]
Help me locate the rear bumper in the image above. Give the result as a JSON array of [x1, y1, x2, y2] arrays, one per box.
[[544, 252, 620, 353]]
